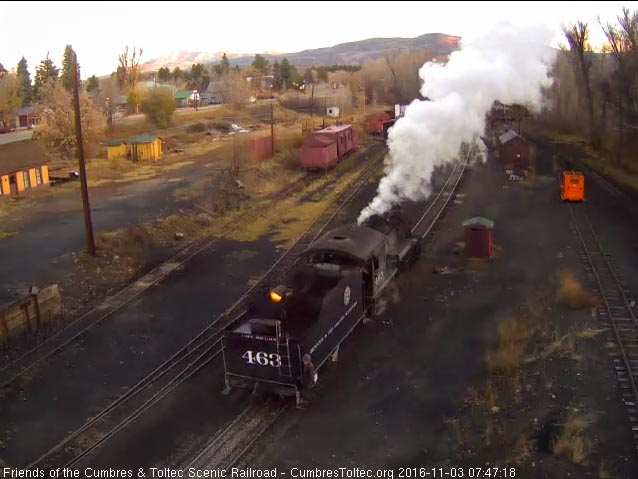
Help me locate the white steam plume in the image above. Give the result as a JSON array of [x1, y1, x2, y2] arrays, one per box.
[[358, 23, 556, 224]]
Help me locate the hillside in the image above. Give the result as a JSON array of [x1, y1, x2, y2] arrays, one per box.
[[140, 33, 460, 72]]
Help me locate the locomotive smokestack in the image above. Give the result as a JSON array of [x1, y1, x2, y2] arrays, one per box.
[[357, 23, 556, 224]]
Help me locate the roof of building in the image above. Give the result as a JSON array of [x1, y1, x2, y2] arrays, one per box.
[[303, 224, 386, 265], [174, 90, 193, 100], [104, 140, 124, 147], [127, 134, 160, 144], [138, 81, 157, 89], [462, 216, 495, 229], [205, 81, 223, 94], [499, 130, 528, 144], [14, 106, 36, 116], [316, 124, 353, 135], [303, 135, 335, 148], [0, 139, 48, 175]]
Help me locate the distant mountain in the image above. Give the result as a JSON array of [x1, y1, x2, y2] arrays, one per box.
[[140, 51, 255, 72], [140, 33, 459, 72]]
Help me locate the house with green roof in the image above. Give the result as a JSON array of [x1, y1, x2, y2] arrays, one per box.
[[174, 90, 194, 107]]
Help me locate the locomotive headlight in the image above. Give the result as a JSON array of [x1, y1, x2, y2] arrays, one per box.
[[269, 285, 288, 303]]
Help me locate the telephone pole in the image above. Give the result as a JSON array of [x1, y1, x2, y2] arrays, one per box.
[[73, 52, 96, 256], [270, 86, 275, 156]]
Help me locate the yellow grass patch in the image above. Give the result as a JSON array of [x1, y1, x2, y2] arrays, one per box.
[[556, 269, 596, 310]]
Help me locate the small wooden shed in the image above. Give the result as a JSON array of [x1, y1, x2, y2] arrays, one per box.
[[463, 216, 494, 259], [128, 135, 162, 162], [105, 140, 127, 160]]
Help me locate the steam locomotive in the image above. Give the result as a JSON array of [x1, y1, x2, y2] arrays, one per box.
[[221, 210, 420, 405]]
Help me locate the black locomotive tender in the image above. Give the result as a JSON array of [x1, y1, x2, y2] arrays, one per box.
[[222, 210, 421, 405]]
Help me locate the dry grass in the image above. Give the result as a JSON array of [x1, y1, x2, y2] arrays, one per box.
[[465, 381, 497, 412], [552, 413, 596, 465], [486, 318, 530, 377], [556, 269, 596, 310], [95, 226, 153, 263], [513, 433, 535, 465], [0, 228, 16, 239]]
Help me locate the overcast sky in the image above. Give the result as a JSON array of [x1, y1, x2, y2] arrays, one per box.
[[2, 1, 637, 78]]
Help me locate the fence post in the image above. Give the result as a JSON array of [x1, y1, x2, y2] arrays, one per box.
[[1, 311, 9, 346], [32, 293, 42, 329]]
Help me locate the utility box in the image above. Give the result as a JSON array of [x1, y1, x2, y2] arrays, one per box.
[[463, 216, 494, 259], [326, 107, 340, 117]]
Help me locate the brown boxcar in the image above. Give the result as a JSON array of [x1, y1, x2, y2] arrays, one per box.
[[364, 112, 392, 135], [315, 124, 359, 159], [300, 135, 338, 170]]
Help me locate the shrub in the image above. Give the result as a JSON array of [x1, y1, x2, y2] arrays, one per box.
[[141, 89, 176, 126]]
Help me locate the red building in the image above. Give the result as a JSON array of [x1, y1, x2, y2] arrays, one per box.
[[463, 217, 494, 259], [497, 130, 531, 170]]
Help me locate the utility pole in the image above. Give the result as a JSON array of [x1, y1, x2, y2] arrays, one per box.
[[270, 86, 274, 156], [73, 52, 96, 256], [310, 83, 315, 118]]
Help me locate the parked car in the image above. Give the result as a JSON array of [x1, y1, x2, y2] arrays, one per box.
[[204, 97, 221, 105], [0, 123, 16, 134]]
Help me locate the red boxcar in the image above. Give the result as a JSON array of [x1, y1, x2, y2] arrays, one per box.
[[315, 124, 359, 159], [364, 112, 392, 135], [300, 135, 338, 170]]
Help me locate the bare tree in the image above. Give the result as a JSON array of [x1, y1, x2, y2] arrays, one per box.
[[384, 50, 401, 103], [34, 80, 106, 160], [219, 71, 251, 109], [117, 46, 143, 114], [563, 22, 597, 144]]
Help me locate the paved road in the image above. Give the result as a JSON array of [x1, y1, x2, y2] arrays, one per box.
[[0, 159, 213, 302], [0, 129, 33, 145]]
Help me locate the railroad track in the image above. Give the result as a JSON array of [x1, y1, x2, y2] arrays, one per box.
[[568, 203, 638, 447], [411, 158, 467, 240], [183, 401, 288, 472], [0, 142, 383, 392], [26, 146, 385, 470], [180, 157, 470, 471]]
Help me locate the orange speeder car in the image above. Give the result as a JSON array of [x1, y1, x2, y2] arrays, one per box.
[[561, 170, 585, 201]]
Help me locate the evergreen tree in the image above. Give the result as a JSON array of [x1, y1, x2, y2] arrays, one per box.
[[214, 53, 230, 77], [172, 66, 184, 81], [61, 45, 79, 92], [157, 67, 171, 83], [86, 75, 100, 93], [16, 57, 32, 105], [33, 53, 59, 101], [251, 54, 269, 74], [272, 60, 281, 89]]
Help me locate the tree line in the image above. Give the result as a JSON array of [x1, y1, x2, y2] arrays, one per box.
[[545, 7, 638, 166]]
